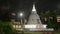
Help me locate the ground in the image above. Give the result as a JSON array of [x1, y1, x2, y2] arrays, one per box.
[[15, 31, 60, 34]]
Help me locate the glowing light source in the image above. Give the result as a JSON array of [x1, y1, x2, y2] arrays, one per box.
[[13, 25, 21, 28], [19, 13, 23, 17], [24, 24, 47, 28], [43, 25, 47, 28], [24, 25, 36, 28]]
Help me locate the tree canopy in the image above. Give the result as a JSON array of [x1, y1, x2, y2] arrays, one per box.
[[0, 21, 14, 34]]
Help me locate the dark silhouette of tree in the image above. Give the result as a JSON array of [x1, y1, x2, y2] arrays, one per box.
[[0, 21, 14, 34]]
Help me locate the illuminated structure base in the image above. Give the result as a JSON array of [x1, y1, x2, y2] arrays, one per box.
[[24, 24, 46, 29], [27, 28, 54, 31], [24, 24, 54, 31], [15, 24, 54, 31], [14, 3, 54, 32]]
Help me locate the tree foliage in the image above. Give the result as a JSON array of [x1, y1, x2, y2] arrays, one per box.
[[0, 21, 14, 34], [47, 10, 58, 30], [39, 10, 58, 30]]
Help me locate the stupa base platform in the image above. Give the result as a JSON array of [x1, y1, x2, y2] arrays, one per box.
[[26, 28, 54, 31], [16, 28, 54, 32]]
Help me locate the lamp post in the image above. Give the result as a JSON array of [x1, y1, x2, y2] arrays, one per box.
[[19, 13, 24, 34], [19, 13, 23, 24]]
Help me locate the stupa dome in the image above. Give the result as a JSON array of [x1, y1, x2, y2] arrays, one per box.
[[24, 3, 54, 31], [28, 3, 42, 25]]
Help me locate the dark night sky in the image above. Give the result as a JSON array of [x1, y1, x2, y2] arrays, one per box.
[[0, 0, 60, 21]]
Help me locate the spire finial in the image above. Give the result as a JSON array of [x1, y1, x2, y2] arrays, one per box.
[[32, 2, 36, 11]]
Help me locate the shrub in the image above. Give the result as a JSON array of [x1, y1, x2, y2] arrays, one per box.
[[0, 21, 14, 34]]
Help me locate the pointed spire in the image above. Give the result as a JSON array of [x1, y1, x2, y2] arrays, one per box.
[[32, 2, 36, 11], [32, 2, 37, 14]]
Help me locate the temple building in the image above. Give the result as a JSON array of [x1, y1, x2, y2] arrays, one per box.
[[12, 3, 54, 31], [25, 3, 45, 29], [24, 3, 54, 31]]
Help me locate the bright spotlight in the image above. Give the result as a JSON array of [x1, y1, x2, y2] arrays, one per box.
[[19, 13, 23, 17]]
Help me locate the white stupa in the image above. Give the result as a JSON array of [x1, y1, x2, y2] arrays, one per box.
[[25, 3, 44, 29], [16, 3, 54, 31], [28, 3, 42, 24]]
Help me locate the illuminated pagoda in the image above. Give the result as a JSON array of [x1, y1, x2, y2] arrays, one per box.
[[24, 3, 54, 31]]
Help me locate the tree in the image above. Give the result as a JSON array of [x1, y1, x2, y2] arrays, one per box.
[[38, 10, 59, 30], [47, 10, 58, 30], [47, 17, 58, 30], [39, 10, 58, 30], [39, 10, 50, 24], [0, 21, 14, 34]]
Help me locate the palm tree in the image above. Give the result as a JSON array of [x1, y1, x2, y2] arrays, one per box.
[[39, 10, 58, 30], [52, 10, 59, 30], [47, 10, 58, 30], [40, 10, 50, 22]]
